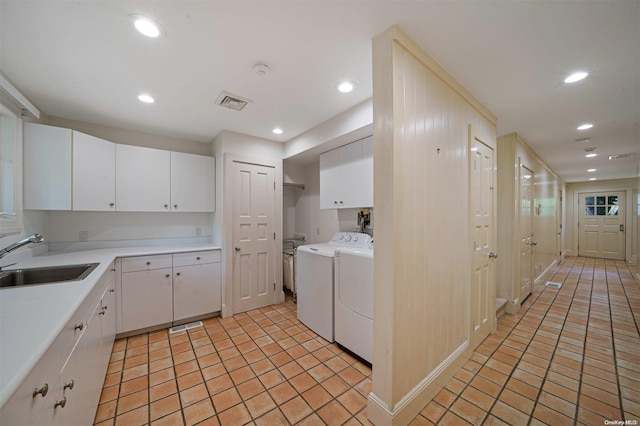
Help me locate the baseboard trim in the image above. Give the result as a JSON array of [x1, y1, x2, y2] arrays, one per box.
[[534, 259, 559, 286], [367, 341, 469, 425]]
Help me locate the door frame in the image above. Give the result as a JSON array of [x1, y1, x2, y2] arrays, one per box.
[[573, 187, 632, 262], [222, 153, 283, 317], [468, 124, 497, 348]]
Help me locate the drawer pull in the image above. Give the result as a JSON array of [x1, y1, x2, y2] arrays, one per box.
[[63, 380, 74, 391], [146, 261, 151, 265], [32, 383, 48, 398], [74, 323, 84, 331], [54, 397, 66, 409]]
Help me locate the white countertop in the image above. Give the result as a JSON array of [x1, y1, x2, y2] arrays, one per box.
[[0, 243, 220, 408]]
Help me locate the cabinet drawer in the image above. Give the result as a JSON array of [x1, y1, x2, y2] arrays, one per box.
[[173, 250, 220, 267], [121, 254, 172, 273]]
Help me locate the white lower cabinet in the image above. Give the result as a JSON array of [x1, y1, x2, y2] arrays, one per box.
[[0, 264, 116, 425], [118, 250, 222, 334]]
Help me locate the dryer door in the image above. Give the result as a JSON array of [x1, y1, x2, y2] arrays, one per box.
[[335, 249, 373, 319]]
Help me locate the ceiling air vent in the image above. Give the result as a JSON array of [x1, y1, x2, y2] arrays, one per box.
[[608, 153, 635, 160], [215, 91, 252, 111]]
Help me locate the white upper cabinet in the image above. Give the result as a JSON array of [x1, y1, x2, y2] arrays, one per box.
[[319, 136, 373, 209], [24, 123, 72, 210], [24, 123, 216, 213], [116, 144, 171, 212], [170, 152, 215, 212], [72, 132, 116, 211]]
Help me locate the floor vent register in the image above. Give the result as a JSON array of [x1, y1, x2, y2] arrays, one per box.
[[169, 321, 203, 334]]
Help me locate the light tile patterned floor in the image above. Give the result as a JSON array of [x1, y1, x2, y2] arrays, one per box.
[[94, 256, 640, 425]]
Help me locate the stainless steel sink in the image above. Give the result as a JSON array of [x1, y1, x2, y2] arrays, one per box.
[[0, 263, 99, 288]]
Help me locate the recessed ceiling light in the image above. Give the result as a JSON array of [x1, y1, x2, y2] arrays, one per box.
[[130, 14, 164, 38], [138, 94, 155, 103], [337, 81, 356, 93], [585, 153, 597, 158], [589, 177, 597, 181], [272, 127, 283, 135], [564, 71, 588, 83], [587, 168, 596, 172], [577, 123, 593, 131]]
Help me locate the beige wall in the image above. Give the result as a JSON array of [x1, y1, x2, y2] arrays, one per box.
[[368, 26, 497, 425], [496, 133, 564, 311], [565, 177, 637, 263]]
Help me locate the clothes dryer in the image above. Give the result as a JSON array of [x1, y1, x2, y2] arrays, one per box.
[[296, 232, 371, 342], [334, 242, 373, 362]]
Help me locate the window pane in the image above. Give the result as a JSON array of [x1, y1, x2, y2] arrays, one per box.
[[597, 196, 606, 205], [597, 206, 606, 215], [607, 206, 619, 216], [585, 206, 594, 216], [585, 196, 594, 206], [608, 195, 618, 205]]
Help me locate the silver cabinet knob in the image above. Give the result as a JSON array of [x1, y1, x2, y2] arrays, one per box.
[[164, 204, 168, 208], [63, 380, 74, 391], [109, 202, 115, 207], [74, 323, 84, 331], [488, 252, 498, 259], [32, 383, 48, 398], [235, 246, 241, 251], [54, 397, 66, 409], [174, 204, 178, 209]]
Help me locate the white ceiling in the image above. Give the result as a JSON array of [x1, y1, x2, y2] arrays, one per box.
[[1, 1, 638, 182]]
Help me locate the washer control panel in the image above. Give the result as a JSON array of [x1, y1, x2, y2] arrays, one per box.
[[330, 232, 372, 247]]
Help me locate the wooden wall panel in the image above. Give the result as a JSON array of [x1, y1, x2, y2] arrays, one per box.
[[369, 26, 497, 425]]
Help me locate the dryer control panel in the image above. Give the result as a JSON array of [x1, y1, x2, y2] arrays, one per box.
[[329, 232, 372, 247]]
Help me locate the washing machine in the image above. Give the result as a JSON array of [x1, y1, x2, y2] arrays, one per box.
[[334, 242, 373, 363], [296, 232, 372, 342]]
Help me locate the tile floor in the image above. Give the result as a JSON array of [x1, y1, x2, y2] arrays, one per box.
[[94, 256, 640, 425]]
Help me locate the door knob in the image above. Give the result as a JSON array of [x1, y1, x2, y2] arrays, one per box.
[[488, 252, 498, 259], [235, 246, 241, 251]]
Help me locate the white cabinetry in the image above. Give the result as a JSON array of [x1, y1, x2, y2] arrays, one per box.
[[115, 144, 171, 212], [120, 254, 173, 331], [0, 265, 116, 426], [170, 152, 216, 212], [23, 123, 72, 210], [118, 250, 222, 334], [173, 251, 222, 321], [23, 123, 215, 213], [319, 136, 373, 209], [72, 132, 116, 211]]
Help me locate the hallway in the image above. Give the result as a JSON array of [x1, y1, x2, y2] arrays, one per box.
[[415, 256, 640, 425], [94, 256, 639, 425]]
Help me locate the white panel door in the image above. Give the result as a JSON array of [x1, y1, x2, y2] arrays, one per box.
[[232, 161, 276, 314], [470, 131, 495, 349], [170, 152, 215, 212], [319, 147, 342, 209], [23, 123, 72, 210], [338, 140, 364, 208], [519, 165, 535, 301], [578, 191, 626, 260], [72, 131, 116, 211], [116, 144, 170, 212]]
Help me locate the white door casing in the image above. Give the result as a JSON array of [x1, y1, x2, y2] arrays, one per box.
[[232, 160, 277, 314], [469, 127, 496, 349], [578, 191, 626, 260], [519, 164, 535, 301]]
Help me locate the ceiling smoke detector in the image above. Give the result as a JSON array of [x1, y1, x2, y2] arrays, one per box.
[[215, 91, 252, 111], [253, 63, 271, 77], [608, 153, 635, 160]]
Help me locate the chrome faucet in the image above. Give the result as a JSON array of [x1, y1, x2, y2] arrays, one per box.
[[0, 233, 45, 261]]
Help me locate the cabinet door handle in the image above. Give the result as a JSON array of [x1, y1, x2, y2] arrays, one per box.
[[32, 383, 48, 398], [196, 256, 201, 260], [176, 272, 181, 276], [63, 380, 74, 391], [110, 289, 115, 293], [146, 261, 151, 265], [109, 202, 115, 207], [174, 204, 178, 209], [164, 204, 168, 208], [54, 397, 66, 409], [74, 323, 84, 331], [165, 274, 170, 278]]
